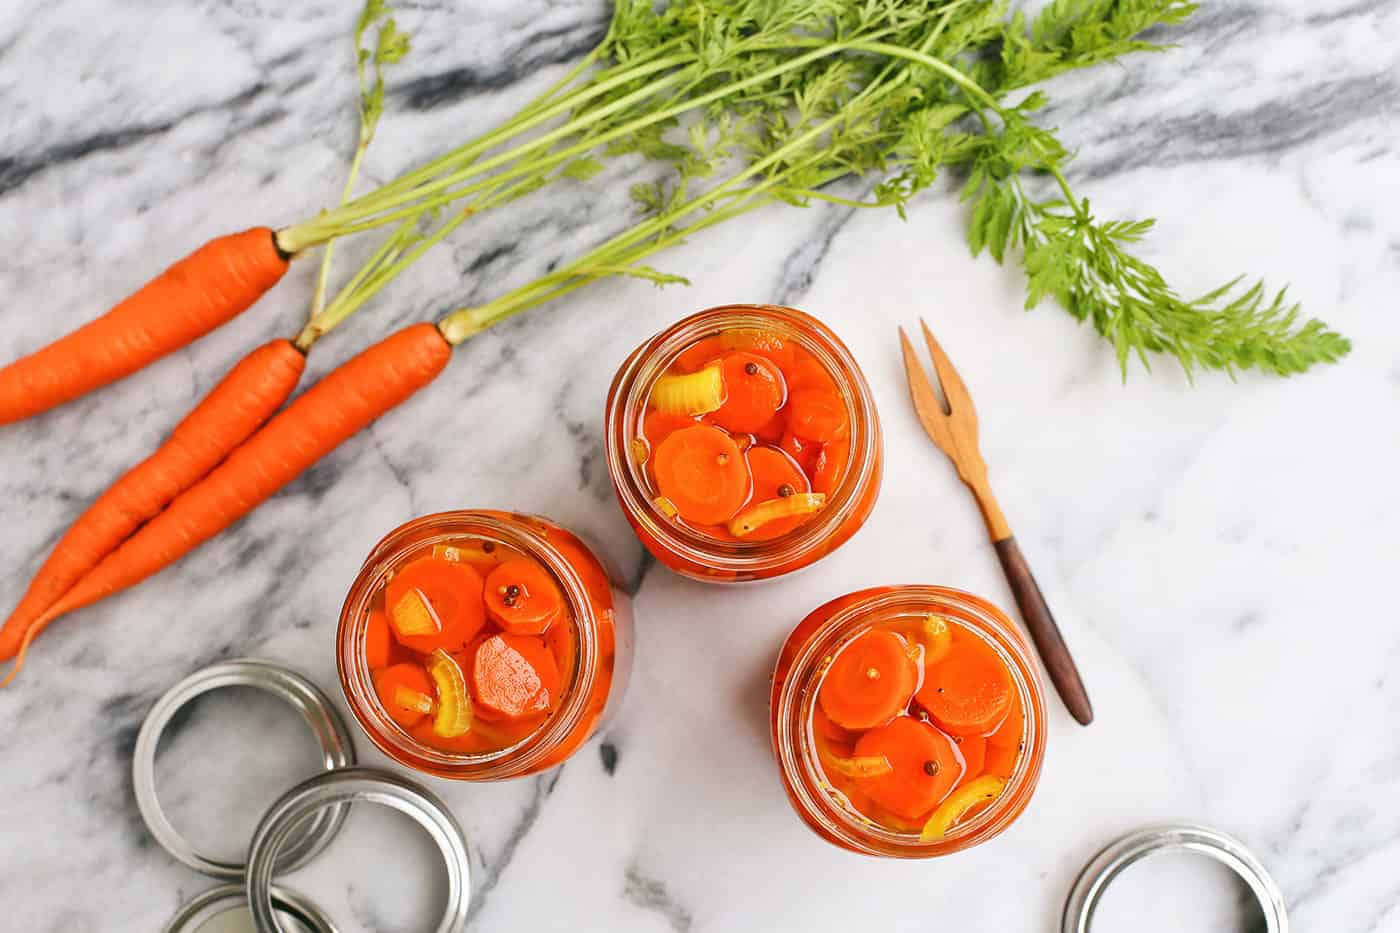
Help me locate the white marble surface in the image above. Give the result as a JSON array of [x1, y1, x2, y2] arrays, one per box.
[[2, 1, 1399, 931]]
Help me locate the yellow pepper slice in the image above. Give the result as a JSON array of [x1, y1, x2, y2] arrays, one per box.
[[392, 685, 436, 717], [652, 496, 680, 519], [920, 614, 953, 664], [920, 776, 1007, 841], [822, 752, 894, 780], [650, 363, 725, 415], [727, 493, 826, 537], [390, 588, 442, 638], [426, 650, 473, 738]]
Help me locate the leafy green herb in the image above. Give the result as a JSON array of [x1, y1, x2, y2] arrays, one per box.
[[290, 0, 1347, 377]]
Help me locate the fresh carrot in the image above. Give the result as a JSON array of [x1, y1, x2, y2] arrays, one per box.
[[471, 633, 561, 720], [385, 556, 486, 653], [0, 339, 305, 661], [484, 558, 564, 636], [916, 630, 1015, 736], [710, 352, 786, 434], [0, 322, 450, 685], [652, 424, 751, 525], [0, 228, 289, 426], [818, 629, 917, 730], [852, 716, 963, 820], [374, 662, 436, 729]]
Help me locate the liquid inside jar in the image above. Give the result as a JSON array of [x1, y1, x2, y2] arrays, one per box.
[[810, 613, 1025, 840], [363, 537, 578, 756], [632, 327, 852, 542]]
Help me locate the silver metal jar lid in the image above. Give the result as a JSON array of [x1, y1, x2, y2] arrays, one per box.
[[134, 659, 357, 878], [246, 767, 472, 933], [164, 883, 339, 933], [1063, 824, 1289, 933]]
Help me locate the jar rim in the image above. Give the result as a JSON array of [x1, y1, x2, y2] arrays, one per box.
[[773, 586, 1048, 856], [336, 510, 600, 780], [605, 304, 881, 574]]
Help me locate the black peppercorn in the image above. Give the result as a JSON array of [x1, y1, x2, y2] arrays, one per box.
[[744, 361, 759, 375]]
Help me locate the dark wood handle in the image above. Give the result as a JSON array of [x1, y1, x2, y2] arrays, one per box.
[[993, 536, 1093, 726]]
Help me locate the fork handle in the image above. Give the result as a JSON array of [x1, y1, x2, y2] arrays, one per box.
[[992, 536, 1094, 726]]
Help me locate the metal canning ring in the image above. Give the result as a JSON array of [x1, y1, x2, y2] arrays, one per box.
[[133, 659, 356, 879], [1063, 824, 1289, 933], [163, 883, 339, 933], [245, 767, 472, 933]]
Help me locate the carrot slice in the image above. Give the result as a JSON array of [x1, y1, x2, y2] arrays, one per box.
[[988, 690, 1025, 747], [643, 410, 695, 449], [812, 437, 849, 495], [953, 734, 987, 784], [710, 352, 786, 434], [779, 430, 821, 475], [916, 630, 1014, 737], [818, 629, 918, 730], [719, 328, 793, 368], [853, 716, 964, 821], [984, 740, 1020, 779], [384, 557, 486, 654], [787, 387, 849, 442], [674, 335, 726, 372], [917, 614, 954, 664], [364, 610, 393, 669], [920, 776, 1007, 841], [373, 663, 435, 729], [485, 558, 564, 635], [812, 704, 859, 744], [471, 633, 561, 720], [652, 424, 751, 525], [734, 446, 811, 540], [785, 354, 837, 393]]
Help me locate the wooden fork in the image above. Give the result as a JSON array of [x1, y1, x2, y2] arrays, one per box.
[[899, 320, 1093, 726]]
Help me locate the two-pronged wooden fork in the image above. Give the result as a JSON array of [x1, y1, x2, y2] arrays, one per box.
[[899, 320, 1093, 726]]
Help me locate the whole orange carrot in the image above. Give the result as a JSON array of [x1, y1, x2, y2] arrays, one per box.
[[1, 323, 450, 684], [0, 339, 306, 661], [0, 228, 289, 425]]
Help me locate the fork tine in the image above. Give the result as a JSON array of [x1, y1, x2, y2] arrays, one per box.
[[919, 318, 975, 419], [899, 326, 949, 422]]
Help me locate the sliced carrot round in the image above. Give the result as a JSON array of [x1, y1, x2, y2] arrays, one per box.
[[373, 662, 435, 729], [652, 424, 751, 525], [674, 335, 726, 372], [818, 629, 918, 730], [853, 716, 964, 820], [953, 734, 987, 785], [779, 430, 821, 476], [787, 387, 849, 443], [384, 556, 486, 654], [738, 446, 811, 541], [984, 739, 1020, 779], [710, 352, 786, 434], [812, 703, 859, 744], [785, 354, 837, 393], [485, 558, 564, 635], [812, 437, 849, 495], [364, 609, 393, 669], [471, 633, 562, 720], [916, 630, 1015, 736], [643, 410, 695, 448]]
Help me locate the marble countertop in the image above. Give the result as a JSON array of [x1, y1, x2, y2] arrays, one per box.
[[2, 1, 1398, 930]]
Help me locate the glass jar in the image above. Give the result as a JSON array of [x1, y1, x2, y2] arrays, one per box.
[[605, 304, 882, 582], [337, 510, 632, 780], [770, 586, 1047, 857]]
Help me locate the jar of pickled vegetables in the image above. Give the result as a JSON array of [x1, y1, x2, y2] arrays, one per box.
[[605, 304, 882, 582], [770, 587, 1046, 856], [337, 510, 631, 780]]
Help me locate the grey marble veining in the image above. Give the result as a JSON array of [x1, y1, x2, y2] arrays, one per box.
[[1, 1, 1398, 931]]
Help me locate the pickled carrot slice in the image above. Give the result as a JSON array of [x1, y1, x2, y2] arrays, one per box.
[[650, 363, 726, 415], [643, 410, 696, 449], [652, 424, 751, 525], [787, 387, 849, 443], [779, 430, 821, 475], [919, 776, 1007, 841], [426, 649, 473, 738], [710, 352, 786, 434], [674, 335, 726, 372], [916, 629, 1015, 736], [730, 446, 810, 539], [818, 629, 917, 730], [718, 328, 793, 368], [953, 734, 986, 784], [811, 437, 849, 495], [853, 716, 964, 821], [364, 609, 392, 669], [984, 740, 1020, 779], [485, 558, 563, 635], [785, 355, 837, 393], [727, 493, 826, 538], [374, 663, 435, 729], [384, 557, 486, 654], [471, 633, 561, 720], [813, 704, 859, 743]]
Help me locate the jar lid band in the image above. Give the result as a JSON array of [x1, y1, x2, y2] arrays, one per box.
[[163, 883, 338, 933], [133, 659, 357, 879], [1062, 824, 1288, 933]]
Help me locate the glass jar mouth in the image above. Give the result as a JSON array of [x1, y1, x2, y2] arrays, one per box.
[[774, 586, 1047, 856], [337, 511, 599, 779], [605, 304, 880, 574]]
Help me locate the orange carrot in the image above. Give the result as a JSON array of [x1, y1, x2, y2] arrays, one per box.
[[0, 228, 288, 425], [385, 556, 486, 654], [1, 323, 450, 684], [710, 352, 786, 434], [471, 633, 561, 720], [818, 629, 917, 730], [853, 717, 963, 820], [652, 424, 751, 525], [916, 630, 1015, 737], [0, 339, 305, 661], [741, 445, 809, 541], [485, 558, 564, 636], [374, 662, 436, 729]]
